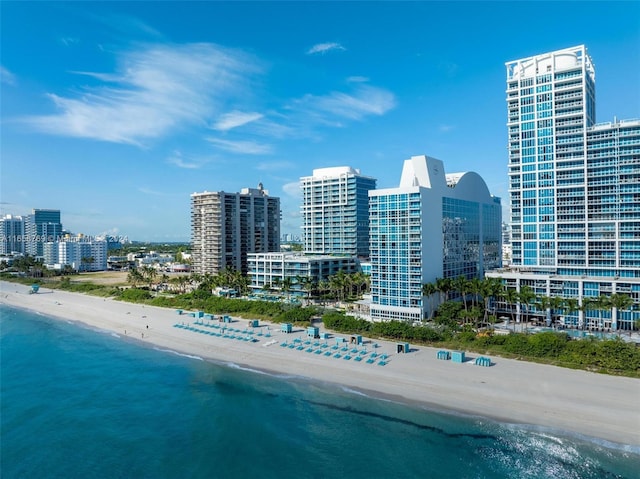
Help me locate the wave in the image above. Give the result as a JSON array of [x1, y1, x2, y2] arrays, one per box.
[[226, 362, 271, 376], [224, 361, 305, 380], [153, 347, 203, 361], [339, 386, 373, 398]]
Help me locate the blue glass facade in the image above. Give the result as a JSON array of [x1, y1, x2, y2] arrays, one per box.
[[489, 46, 640, 331], [370, 156, 502, 322]]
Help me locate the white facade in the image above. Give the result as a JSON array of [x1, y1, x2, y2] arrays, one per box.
[[301, 166, 376, 257], [44, 239, 108, 272], [0, 215, 25, 255], [492, 45, 640, 331], [247, 252, 360, 295], [370, 155, 501, 322]]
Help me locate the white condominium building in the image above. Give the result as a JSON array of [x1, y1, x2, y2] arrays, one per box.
[[301, 166, 376, 258], [0, 215, 25, 255], [44, 238, 108, 272]]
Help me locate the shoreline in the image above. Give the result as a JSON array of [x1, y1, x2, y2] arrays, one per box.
[[1, 281, 639, 448]]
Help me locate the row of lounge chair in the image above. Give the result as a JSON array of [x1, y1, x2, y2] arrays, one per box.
[[173, 323, 262, 342], [279, 338, 389, 366]]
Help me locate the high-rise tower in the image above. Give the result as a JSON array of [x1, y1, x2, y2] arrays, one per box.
[[506, 46, 596, 268], [300, 166, 376, 257], [370, 155, 502, 322], [25, 209, 63, 257], [488, 45, 640, 331], [191, 184, 280, 275]]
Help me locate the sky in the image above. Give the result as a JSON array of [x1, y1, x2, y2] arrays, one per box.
[[2, 1, 639, 242]]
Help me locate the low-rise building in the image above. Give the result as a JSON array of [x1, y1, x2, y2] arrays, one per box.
[[247, 252, 360, 296]]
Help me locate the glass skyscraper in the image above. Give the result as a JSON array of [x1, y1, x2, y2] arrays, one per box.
[[488, 45, 640, 331], [370, 155, 501, 322], [25, 209, 63, 257]]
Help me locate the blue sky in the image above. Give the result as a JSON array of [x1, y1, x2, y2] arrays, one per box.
[[2, 1, 639, 242]]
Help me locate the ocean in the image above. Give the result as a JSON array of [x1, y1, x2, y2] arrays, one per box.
[[1, 305, 638, 479]]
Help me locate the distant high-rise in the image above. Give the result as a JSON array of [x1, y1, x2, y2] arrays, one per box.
[[0, 215, 25, 255], [191, 184, 281, 275], [370, 155, 502, 322], [301, 166, 376, 257], [487, 45, 640, 331], [25, 209, 63, 257]]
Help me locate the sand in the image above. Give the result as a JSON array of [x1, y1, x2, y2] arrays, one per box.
[[1, 281, 639, 448]]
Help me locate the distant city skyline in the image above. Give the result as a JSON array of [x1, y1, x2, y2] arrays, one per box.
[[2, 2, 639, 241]]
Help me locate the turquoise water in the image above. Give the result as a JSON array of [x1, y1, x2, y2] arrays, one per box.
[[1, 305, 638, 479]]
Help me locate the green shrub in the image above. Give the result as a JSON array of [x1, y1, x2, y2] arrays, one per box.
[[121, 288, 152, 301]]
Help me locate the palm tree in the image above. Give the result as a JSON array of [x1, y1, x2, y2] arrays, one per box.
[[435, 277, 453, 304], [141, 266, 157, 289], [271, 277, 282, 295], [350, 272, 367, 298], [342, 273, 354, 300], [329, 270, 348, 302], [534, 295, 552, 327], [281, 277, 293, 300], [453, 275, 470, 313], [579, 297, 595, 330], [609, 293, 634, 332], [422, 282, 438, 320], [481, 277, 503, 323], [502, 286, 519, 328], [517, 285, 536, 333], [593, 295, 611, 330], [296, 276, 315, 303], [562, 297, 579, 329], [549, 296, 566, 328], [127, 268, 144, 288], [468, 277, 483, 309], [317, 280, 330, 305]]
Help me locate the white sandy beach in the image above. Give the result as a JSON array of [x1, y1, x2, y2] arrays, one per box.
[[1, 280, 639, 447]]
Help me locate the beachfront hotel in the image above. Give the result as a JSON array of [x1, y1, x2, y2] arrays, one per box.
[[190, 184, 281, 276], [369, 155, 502, 322], [24, 209, 63, 257], [247, 252, 360, 297], [0, 214, 25, 255], [301, 166, 376, 258], [486, 45, 640, 331], [43, 237, 108, 272]]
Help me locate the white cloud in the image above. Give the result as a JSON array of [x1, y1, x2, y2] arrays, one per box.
[[60, 37, 79, 46], [138, 187, 167, 196], [23, 43, 260, 145], [213, 110, 264, 131], [296, 85, 396, 121], [439, 124, 455, 133], [282, 181, 302, 198], [166, 151, 207, 169], [1, 66, 16, 85], [207, 137, 272, 155], [306, 42, 346, 55]]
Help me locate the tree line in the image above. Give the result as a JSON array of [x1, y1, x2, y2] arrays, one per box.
[[422, 276, 637, 332]]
